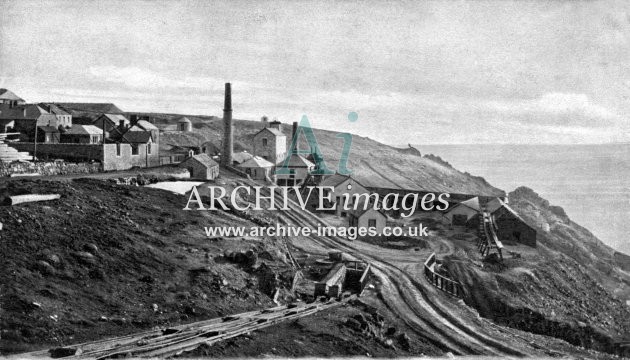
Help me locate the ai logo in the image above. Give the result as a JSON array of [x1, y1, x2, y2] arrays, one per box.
[[275, 113, 355, 176]]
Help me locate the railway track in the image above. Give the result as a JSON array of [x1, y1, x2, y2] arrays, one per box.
[[16, 300, 347, 359], [275, 195, 540, 357]]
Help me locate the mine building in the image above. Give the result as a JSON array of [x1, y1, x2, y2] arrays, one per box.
[[179, 153, 220, 180], [348, 207, 387, 235], [319, 174, 371, 216], [252, 121, 286, 165], [444, 196, 481, 228], [237, 156, 274, 180], [486, 198, 537, 247]]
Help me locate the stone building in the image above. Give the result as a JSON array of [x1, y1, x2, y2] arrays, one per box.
[[444, 196, 481, 228], [179, 153, 219, 180], [252, 122, 286, 165]]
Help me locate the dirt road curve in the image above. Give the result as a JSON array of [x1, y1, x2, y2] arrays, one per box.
[[278, 195, 554, 357]]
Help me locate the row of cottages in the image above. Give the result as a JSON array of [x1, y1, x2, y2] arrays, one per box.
[[444, 196, 537, 247]]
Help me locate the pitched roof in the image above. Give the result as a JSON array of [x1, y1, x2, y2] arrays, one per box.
[[66, 124, 103, 135], [238, 156, 274, 168], [185, 153, 219, 168], [136, 120, 158, 131], [0, 104, 49, 120], [279, 153, 315, 168], [39, 103, 70, 115], [55, 103, 123, 113], [350, 206, 387, 219], [122, 131, 152, 143], [232, 151, 253, 164], [0, 89, 25, 102], [254, 127, 285, 138], [99, 113, 129, 125], [454, 197, 481, 212]]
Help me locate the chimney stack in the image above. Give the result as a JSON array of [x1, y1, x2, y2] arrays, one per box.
[[119, 120, 125, 129], [292, 121, 298, 154], [221, 82, 233, 167]]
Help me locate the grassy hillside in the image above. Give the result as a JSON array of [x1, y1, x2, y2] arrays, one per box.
[[159, 116, 503, 196]]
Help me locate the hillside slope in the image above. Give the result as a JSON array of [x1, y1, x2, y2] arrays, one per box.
[[160, 117, 503, 196], [445, 187, 630, 354]]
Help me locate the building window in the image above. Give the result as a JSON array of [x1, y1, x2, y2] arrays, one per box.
[[368, 219, 377, 228], [262, 138, 268, 146], [116, 143, 121, 157], [147, 142, 152, 154], [131, 144, 139, 155]]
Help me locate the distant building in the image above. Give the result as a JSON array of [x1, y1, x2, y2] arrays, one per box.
[[252, 124, 286, 165], [94, 114, 130, 134], [0, 89, 25, 107], [237, 156, 274, 180], [0, 103, 59, 140], [348, 208, 387, 236], [485, 198, 537, 247], [232, 151, 253, 165], [177, 117, 192, 132], [444, 196, 481, 228], [63, 125, 103, 144], [37, 126, 61, 144], [275, 153, 315, 186], [319, 174, 371, 217], [39, 103, 72, 128], [179, 153, 219, 180]]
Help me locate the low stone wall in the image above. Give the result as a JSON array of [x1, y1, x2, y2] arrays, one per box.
[[0, 160, 102, 177]]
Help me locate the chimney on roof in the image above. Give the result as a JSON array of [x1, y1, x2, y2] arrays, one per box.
[[130, 114, 138, 125], [220, 82, 233, 167], [119, 120, 125, 129], [269, 119, 281, 131]]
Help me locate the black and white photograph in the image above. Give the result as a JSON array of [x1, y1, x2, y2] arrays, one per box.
[[1, 0, 629, 358]]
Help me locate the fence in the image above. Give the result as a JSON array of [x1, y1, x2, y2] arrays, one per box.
[[423, 252, 465, 298]]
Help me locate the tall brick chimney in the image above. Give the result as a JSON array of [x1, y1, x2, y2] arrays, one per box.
[[292, 121, 298, 154], [221, 83, 233, 167]]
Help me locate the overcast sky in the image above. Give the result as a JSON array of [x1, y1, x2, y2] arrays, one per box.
[[1, 0, 629, 145]]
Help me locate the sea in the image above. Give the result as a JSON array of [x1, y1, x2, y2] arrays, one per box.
[[418, 143, 630, 255]]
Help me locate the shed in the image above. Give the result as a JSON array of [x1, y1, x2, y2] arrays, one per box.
[[319, 174, 371, 216], [444, 196, 480, 227], [232, 151, 253, 165], [237, 156, 274, 180], [62, 124, 103, 144], [179, 153, 219, 180], [348, 207, 387, 236], [486, 198, 537, 247]]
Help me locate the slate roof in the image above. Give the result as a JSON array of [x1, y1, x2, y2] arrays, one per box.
[[99, 113, 129, 126], [279, 153, 315, 168], [0, 89, 24, 102], [38, 126, 60, 133], [55, 103, 123, 114], [122, 131, 152, 143], [136, 120, 158, 131], [254, 127, 285, 138], [39, 103, 70, 115], [232, 151, 253, 164], [66, 124, 103, 135], [454, 197, 481, 212], [185, 153, 219, 168], [238, 156, 274, 168]]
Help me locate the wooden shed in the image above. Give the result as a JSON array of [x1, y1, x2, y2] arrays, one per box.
[[486, 198, 537, 247], [444, 196, 480, 228]]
